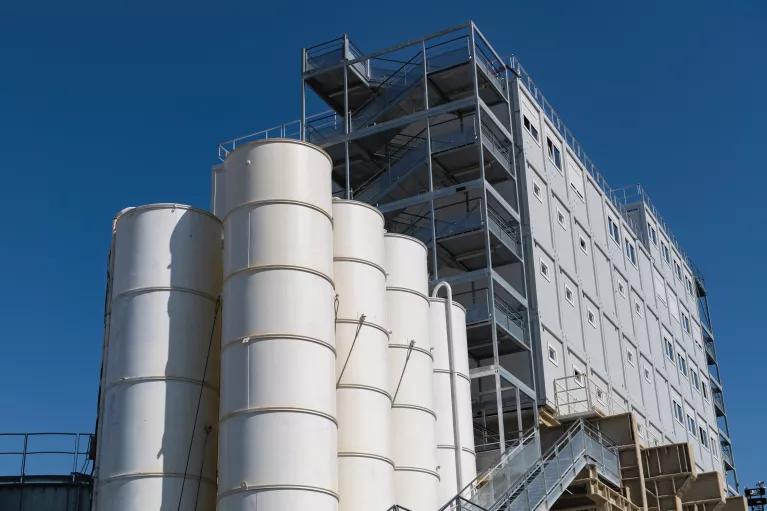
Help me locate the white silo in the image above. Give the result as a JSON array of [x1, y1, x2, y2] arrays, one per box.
[[94, 204, 222, 511], [216, 140, 338, 511], [385, 233, 439, 511], [333, 199, 395, 511], [429, 296, 477, 505]]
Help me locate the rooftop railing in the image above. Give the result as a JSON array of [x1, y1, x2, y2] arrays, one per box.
[[612, 184, 706, 286], [0, 432, 93, 483], [216, 27, 706, 286], [508, 56, 705, 285]]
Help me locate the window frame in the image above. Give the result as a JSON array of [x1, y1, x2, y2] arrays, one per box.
[[677, 351, 688, 377], [625, 238, 638, 266], [556, 207, 567, 230], [626, 348, 635, 366], [523, 115, 540, 143], [673, 400, 684, 424], [546, 136, 563, 171], [578, 235, 589, 255], [663, 336, 674, 361], [539, 259, 551, 281], [533, 180, 543, 202], [648, 223, 658, 245], [547, 344, 559, 366], [608, 217, 621, 245], [564, 283, 575, 306], [587, 308, 597, 328]]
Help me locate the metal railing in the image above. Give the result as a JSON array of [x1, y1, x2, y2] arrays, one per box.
[[0, 433, 94, 483], [611, 184, 705, 286], [508, 56, 705, 285], [554, 375, 628, 420], [217, 118, 305, 161], [440, 419, 620, 511]]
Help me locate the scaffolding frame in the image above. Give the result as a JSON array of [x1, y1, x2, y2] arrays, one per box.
[[299, 21, 537, 458]]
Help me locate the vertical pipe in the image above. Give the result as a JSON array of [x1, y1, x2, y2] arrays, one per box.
[[343, 36, 351, 199], [431, 282, 463, 495], [301, 48, 307, 141], [422, 40, 439, 280]]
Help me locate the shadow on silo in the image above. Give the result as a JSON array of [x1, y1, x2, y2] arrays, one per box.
[[161, 208, 220, 511]]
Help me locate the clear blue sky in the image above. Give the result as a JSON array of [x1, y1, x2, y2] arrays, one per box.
[[1, 0, 763, 487]]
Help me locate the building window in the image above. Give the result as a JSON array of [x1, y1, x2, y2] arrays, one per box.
[[608, 217, 621, 245], [699, 426, 709, 448], [677, 352, 688, 377], [579, 235, 588, 254], [648, 223, 658, 245], [690, 369, 700, 391], [685, 276, 694, 296], [617, 279, 627, 298], [533, 181, 543, 202], [682, 312, 691, 334], [701, 381, 709, 400], [673, 400, 684, 424], [686, 414, 696, 434], [634, 301, 643, 317], [661, 242, 670, 264], [557, 208, 567, 229], [711, 436, 718, 457], [625, 239, 637, 266], [547, 137, 562, 170], [587, 308, 597, 327], [548, 344, 559, 365], [539, 259, 551, 281], [673, 259, 682, 280], [595, 387, 606, 404], [564, 284, 575, 306], [643, 366, 652, 383], [523, 115, 539, 142], [573, 368, 584, 385], [626, 348, 635, 366], [663, 337, 674, 361]]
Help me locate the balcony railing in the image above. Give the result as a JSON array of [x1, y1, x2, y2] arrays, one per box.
[[554, 375, 628, 419]]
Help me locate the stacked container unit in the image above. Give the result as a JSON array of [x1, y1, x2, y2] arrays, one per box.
[[429, 298, 477, 505], [215, 140, 338, 511], [385, 234, 440, 510], [332, 199, 396, 511], [94, 204, 222, 511]]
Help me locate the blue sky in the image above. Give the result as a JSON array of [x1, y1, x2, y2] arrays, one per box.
[[0, 0, 763, 486]]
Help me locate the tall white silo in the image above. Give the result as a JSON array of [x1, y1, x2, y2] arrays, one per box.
[[429, 297, 477, 505], [216, 140, 338, 511], [94, 204, 222, 511], [333, 199, 395, 511], [385, 233, 439, 511]]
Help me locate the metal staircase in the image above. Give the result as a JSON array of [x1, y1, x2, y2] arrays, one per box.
[[352, 52, 425, 131], [438, 419, 621, 511]]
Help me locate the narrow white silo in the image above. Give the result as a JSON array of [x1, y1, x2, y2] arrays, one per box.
[[429, 297, 477, 505], [385, 234, 439, 511], [94, 204, 222, 511], [217, 140, 338, 511], [333, 199, 395, 511]]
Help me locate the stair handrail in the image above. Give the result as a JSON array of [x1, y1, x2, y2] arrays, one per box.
[[439, 419, 620, 511], [437, 427, 538, 511]]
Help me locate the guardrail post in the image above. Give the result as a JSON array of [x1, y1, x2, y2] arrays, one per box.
[[20, 433, 28, 484]]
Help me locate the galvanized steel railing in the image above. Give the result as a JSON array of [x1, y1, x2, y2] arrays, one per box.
[[439, 419, 620, 511], [0, 432, 94, 483]]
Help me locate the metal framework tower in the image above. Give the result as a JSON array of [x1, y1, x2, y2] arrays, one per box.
[[299, 22, 538, 460]]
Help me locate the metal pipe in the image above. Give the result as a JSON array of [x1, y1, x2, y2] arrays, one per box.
[[430, 281, 463, 495]]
